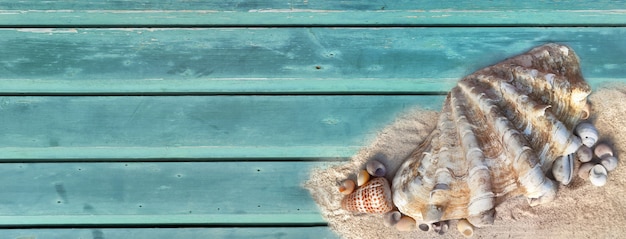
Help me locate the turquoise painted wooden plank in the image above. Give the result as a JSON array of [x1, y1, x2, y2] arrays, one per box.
[[0, 95, 442, 160], [0, 1, 624, 26], [2, 227, 338, 239], [0, 27, 624, 94], [0, 162, 332, 226]]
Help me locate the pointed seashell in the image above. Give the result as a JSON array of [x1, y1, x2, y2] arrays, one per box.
[[589, 164, 608, 187], [575, 122, 599, 148], [383, 210, 402, 227], [578, 162, 595, 180], [338, 179, 356, 195], [457, 219, 475, 238], [395, 216, 417, 232], [594, 143, 614, 159], [552, 154, 574, 185], [357, 169, 370, 186], [600, 156, 618, 172], [366, 160, 386, 177], [576, 145, 593, 163], [341, 177, 393, 213]]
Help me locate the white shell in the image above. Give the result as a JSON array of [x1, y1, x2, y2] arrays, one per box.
[[600, 156, 618, 172], [366, 160, 387, 177], [589, 164, 608, 187], [578, 162, 595, 180], [575, 122, 599, 148], [457, 219, 475, 238], [552, 154, 574, 185], [576, 145, 593, 163], [594, 143, 614, 159]]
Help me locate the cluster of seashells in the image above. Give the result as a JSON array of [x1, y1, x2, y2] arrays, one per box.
[[336, 44, 619, 237], [573, 124, 618, 186]]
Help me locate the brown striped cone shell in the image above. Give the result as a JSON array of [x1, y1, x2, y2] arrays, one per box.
[[341, 177, 393, 214], [391, 44, 594, 228]]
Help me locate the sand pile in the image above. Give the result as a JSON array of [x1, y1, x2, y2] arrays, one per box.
[[305, 85, 626, 239]]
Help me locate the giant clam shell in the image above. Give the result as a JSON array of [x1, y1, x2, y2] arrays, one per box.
[[392, 44, 591, 227]]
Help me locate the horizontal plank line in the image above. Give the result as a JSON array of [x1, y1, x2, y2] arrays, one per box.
[[0, 77, 618, 95], [0, 92, 449, 97], [2, 24, 626, 29], [0, 78, 457, 95], [0, 146, 362, 161], [1, 9, 626, 27], [0, 157, 348, 164], [0, 215, 328, 228]]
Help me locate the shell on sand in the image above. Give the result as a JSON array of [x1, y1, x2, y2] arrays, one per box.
[[391, 44, 591, 227]]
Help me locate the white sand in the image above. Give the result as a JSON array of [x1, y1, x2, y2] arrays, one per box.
[[305, 85, 626, 239]]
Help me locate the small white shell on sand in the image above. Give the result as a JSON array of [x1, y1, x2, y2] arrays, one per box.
[[600, 156, 618, 172], [576, 145, 593, 163], [578, 162, 595, 180], [589, 164, 608, 187], [575, 122, 599, 148], [594, 143, 614, 159], [366, 160, 386, 177]]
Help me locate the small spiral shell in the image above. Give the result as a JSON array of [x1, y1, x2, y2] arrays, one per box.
[[575, 122, 599, 148], [594, 143, 614, 159], [589, 164, 608, 187], [578, 162, 595, 180], [366, 160, 387, 177], [338, 179, 356, 195], [600, 156, 618, 172], [576, 145, 593, 163]]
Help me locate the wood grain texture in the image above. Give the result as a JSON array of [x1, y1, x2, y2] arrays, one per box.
[[0, 95, 442, 160], [0, 0, 624, 26], [0, 28, 625, 94], [0, 162, 332, 226], [2, 227, 338, 239]]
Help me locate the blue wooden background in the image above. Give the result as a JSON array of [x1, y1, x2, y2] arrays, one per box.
[[0, 1, 625, 238]]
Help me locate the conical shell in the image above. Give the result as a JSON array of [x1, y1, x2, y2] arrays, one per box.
[[341, 177, 393, 214], [392, 44, 591, 227]]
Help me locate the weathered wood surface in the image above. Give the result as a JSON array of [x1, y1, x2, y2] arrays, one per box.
[[0, 95, 441, 160], [0, 162, 332, 225], [1, 1, 626, 239], [2, 227, 337, 239], [0, 28, 624, 94], [0, 0, 625, 26]]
